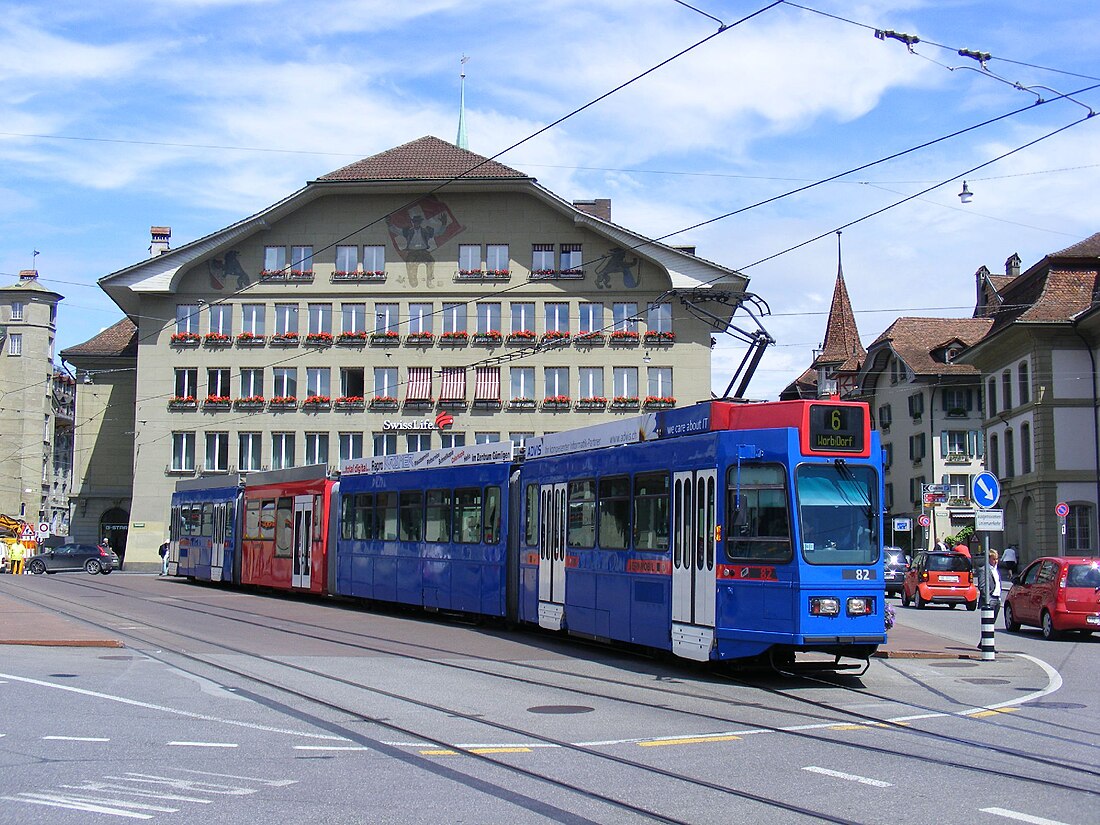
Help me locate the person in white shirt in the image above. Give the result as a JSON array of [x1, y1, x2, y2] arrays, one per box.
[[1001, 545, 1018, 577]]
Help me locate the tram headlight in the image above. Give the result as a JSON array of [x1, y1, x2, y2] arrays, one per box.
[[809, 597, 840, 617], [847, 597, 874, 616]]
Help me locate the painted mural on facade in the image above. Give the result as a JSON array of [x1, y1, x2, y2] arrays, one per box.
[[385, 195, 464, 287], [595, 246, 642, 290], [207, 251, 251, 291]]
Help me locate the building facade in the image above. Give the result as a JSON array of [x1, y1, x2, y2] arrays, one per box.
[[90, 137, 746, 566]]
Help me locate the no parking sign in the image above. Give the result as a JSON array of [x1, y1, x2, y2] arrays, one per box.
[[1055, 501, 1070, 518]]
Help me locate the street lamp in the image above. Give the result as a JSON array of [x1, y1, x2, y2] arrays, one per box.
[[958, 181, 973, 204]]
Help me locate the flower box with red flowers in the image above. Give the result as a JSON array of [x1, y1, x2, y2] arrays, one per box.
[[203, 333, 231, 347], [558, 268, 585, 278], [609, 330, 640, 345], [168, 396, 197, 409], [203, 395, 231, 409], [507, 330, 536, 342], [644, 331, 676, 344], [260, 269, 287, 281], [304, 332, 333, 346], [405, 332, 434, 345], [269, 396, 297, 408], [457, 269, 484, 279], [236, 332, 266, 346], [369, 396, 399, 410], [370, 331, 401, 346], [644, 396, 676, 409], [270, 332, 299, 346], [362, 270, 386, 280], [336, 331, 368, 345], [332, 270, 361, 281], [508, 398, 537, 410], [542, 395, 572, 410], [334, 396, 365, 410], [529, 269, 559, 280], [234, 396, 265, 409], [288, 270, 314, 281], [541, 330, 571, 343], [171, 332, 201, 346], [575, 332, 605, 345], [610, 396, 640, 409], [576, 397, 607, 409], [439, 331, 469, 344], [472, 330, 503, 345], [302, 396, 331, 408]]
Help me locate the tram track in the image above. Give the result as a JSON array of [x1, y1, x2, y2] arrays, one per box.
[[7, 575, 1100, 805]]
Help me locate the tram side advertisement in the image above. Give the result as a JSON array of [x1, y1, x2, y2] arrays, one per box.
[[803, 403, 869, 457]]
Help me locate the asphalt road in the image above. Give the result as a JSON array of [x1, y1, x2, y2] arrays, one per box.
[[0, 574, 1096, 825]]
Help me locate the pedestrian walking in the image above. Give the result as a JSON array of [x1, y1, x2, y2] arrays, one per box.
[[158, 540, 170, 576], [988, 550, 1002, 619], [9, 538, 25, 575], [1001, 545, 1018, 578]]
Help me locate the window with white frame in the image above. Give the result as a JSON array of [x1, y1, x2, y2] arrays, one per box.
[[240, 368, 263, 399], [342, 303, 367, 334], [459, 244, 481, 272], [291, 245, 313, 273], [943, 387, 971, 413], [647, 303, 672, 333], [10, 301, 24, 321], [613, 366, 638, 398], [273, 368, 297, 398], [374, 367, 397, 398], [176, 304, 200, 334], [407, 433, 432, 453], [647, 367, 672, 398], [6, 333, 20, 356], [442, 302, 466, 334], [304, 433, 329, 466], [943, 430, 968, 457], [335, 245, 358, 273], [578, 303, 603, 333], [909, 433, 926, 461], [175, 368, 198, 399], [560, 243, 582, 272], [475, 432, 501, 444], [209, 304, 232, 336], [241, 304, 265, 336], [476, 303, 501, 334], [308, 303, 332, 335], [510, 432, 533, 448], [1002, 369, 1012, 412], [274, 303, 299, 336], [545, 302, 569, 334], [408, 303, 432, 334], [239, 432, 262, 471], [532, 243, 554, 271], [613, 303, 638, 332], [375, 303, 399, 333], [1018, 361, 1030, 405], [306, 367, 330, 399], [263, 246, 286, 273], [171, 432, 195, 472], [544, 367, 569, 398], [205, 432, 229, 472], [987, 377, 997, 417], [271, 432, 295, 470], [579, 367, 604, 399], [510, 367, 535, 401], [339, 432, 363, 462], [948, 473, 969, 501], [341, 367, 365, 398], [439, 432, 466, 448], [373, 432, 397, 456], [207, 368, 231, 398], [510, 302, 534, 333], [1067, 504, 1093, 551], [363, 245, 385, 274], [486, 244, 509, 272]]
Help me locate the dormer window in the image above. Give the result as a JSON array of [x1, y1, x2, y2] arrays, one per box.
[[945, 347, 960, 362]]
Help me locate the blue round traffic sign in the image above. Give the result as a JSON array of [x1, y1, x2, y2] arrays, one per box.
[[972, 472, 1000, 509], [1055, 501, 1070, 518]]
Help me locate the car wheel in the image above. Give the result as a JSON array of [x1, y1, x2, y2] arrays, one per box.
[[84, 559, 102, 575], [1004, 603, 1021, 632], [966, 600, 977, 612], [1040, 610, 1059, 640], [915, 589, 926, 609], [28, 559, 46, 575]]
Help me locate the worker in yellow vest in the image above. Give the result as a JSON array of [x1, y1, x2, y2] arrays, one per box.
[[9, 539, 26, 575]]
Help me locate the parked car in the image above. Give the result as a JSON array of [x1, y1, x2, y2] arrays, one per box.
[[1003, 556, 1100, 639], [25, 543, 118, 575], [884, 546, 909, 597], [902, 551, 978, 609]]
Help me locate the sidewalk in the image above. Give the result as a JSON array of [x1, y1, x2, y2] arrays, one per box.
[[0, 585, 124, 647], [876, 620, 976, 659]]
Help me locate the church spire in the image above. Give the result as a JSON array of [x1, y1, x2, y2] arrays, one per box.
[[812, 231, 865, 372], [456, 55, 469, 150]]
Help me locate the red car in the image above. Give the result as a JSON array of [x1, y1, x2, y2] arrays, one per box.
[[1003, 556, 1100, 639], [901, 551, 979, 610]]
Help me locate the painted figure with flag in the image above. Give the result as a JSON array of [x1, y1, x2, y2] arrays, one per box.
[[386, 196, 463, 288]]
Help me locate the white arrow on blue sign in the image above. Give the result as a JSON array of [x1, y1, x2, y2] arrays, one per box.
[[972, 471, 1000, 509]]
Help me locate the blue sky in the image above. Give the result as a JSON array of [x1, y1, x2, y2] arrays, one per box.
[[2, 0, 1099, 400]]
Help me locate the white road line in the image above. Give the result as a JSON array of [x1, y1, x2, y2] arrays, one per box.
[[61, 783, 214, 804], [43, 735, 110, 742], [176, 768, 297, 787], [980, 807, 1072, 825], [0, 793, 154, 819], [168, 741, 239, 748], [293, 745, 372, 751], [802, 766, 892, 788]]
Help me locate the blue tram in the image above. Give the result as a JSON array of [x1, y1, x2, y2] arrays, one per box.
[[168, 474, 243, 583]]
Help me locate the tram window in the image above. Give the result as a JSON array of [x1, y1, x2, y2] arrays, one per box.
[[377, 491, 398, 541], [485, 486, 501, 544], [567, 479, 596, 549], [274, 497, 293, 557], [726, 464, 791, 562], [796, 463, 878, 565], [454, 488, 483, 543], [312, 495, 323, 541], [523, 484, 539, 546], [201, 503, 214, 538], [245, 500, 261, 539], [259, 500, 276, 541], [425, 489, 451, 542], [634, 472, 670, 551], [399, 490, 424, 541], [353, 493, 374, 540], [597, 476, 630, 550], [185, 505, 202, 537], [340, 496, 353, 540]]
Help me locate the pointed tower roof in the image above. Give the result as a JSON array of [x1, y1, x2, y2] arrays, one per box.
[[812, 240, 865, 371], [456, 57, 469, 150]]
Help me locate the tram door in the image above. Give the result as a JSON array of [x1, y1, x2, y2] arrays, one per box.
[[211, 502, 226, 582], [292, 495, 313, 589], [671, 469, 717, 660], [537, 482, 567, 630]]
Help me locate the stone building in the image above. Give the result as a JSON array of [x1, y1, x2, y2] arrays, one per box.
[[81, 136, 746, 567]]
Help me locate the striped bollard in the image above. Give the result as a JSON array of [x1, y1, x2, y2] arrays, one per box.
[[979, 607, 996, 661]]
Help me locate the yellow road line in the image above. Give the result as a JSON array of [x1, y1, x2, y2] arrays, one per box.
[[969, 707, 1019, 718], [420, 747, 533, 756], [638, 735, 741, 747]]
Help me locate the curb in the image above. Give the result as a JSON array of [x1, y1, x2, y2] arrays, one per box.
[[0, 639, 125, 648], [874, 650, 970, 659]]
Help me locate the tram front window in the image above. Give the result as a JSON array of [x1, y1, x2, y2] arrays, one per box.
[[796, 463, 878, 565]]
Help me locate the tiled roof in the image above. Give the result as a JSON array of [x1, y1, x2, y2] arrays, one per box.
[[315, 136, 529, 182], [780, 366, 818, 400], [867, 317, 993, 375], [1051, 230, 1100, 258], [812, 272, 865, 370], [60, 318, 137, 358]]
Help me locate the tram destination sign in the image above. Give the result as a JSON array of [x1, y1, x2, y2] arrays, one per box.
[[807, 404, 866, 454]]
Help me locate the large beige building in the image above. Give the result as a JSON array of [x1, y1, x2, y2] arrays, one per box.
[[76, 137, 746, 567]]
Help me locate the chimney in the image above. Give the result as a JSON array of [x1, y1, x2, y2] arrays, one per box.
[[1005, 252, 1021, 278], [150, 226, 172, 257], [17, 269, 38, 281], [572, 199, 611, 222]]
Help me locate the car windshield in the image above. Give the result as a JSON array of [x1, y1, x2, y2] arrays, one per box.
[[927, 553, 971, 572], [1066, 563, 1100, 588], [796, 463, 878, 565]]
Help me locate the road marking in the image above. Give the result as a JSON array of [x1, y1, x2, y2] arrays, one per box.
[[802, 766, 892, 788], [420, 747, 533, 756], [176, 769, 297, 787], [980, 807, 1072, 825], [969, 708, 1019, 718], [638, 734, 741, 747], [294, 745, 372, 751], [168, 741, 239, 748], [43, 735, 110, 742], [0, 793, 158, 819]]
